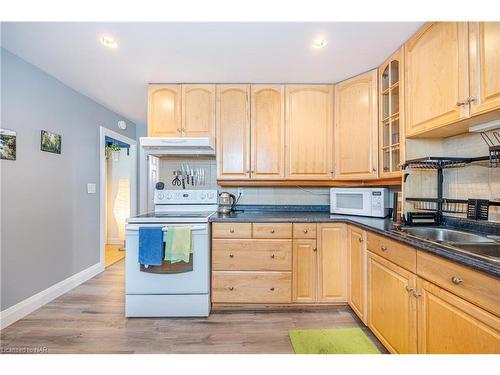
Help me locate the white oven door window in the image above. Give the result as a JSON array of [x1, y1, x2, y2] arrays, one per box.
[[125, 224, 209, 295]]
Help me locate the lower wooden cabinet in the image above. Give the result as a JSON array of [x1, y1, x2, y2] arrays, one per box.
[[292, 224, 347, 304], [367, 252, 418, 354], [292, 239, 317, 303], [348, 226, 367, 323], [416, 277, 500, 354], [212, 271, 292, 303], [318, 224, 348, 303]]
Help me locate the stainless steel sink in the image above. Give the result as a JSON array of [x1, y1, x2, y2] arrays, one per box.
[[401, 227, 496, 244], [452, 243, 500, 260], [400, 226, 500, 262]]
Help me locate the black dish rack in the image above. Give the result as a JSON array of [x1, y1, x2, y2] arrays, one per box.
[[402, 156, 500, 223]]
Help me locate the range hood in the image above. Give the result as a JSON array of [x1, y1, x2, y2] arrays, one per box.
[[140, 137, 215, 156]]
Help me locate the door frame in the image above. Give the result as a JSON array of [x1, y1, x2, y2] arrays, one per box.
[[99, 126, 137, 269]]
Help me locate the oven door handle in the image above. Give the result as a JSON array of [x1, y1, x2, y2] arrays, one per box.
[[125, 224, 207, 232]]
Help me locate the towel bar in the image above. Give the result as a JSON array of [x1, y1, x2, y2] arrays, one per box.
[[126, 225, 207, 232]]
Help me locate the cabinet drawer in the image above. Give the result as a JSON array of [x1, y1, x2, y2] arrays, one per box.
[[417, 251, 500, 316], [212, 223, 252, 238], [212, 239, 292, 271], [293, 223, 317, 239], [367, 232, 416, 272], [253, 223, 292, 239], [212, 271, 292, 303]]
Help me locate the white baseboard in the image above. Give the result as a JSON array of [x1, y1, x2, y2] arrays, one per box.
[[0, 262, 104, 330]]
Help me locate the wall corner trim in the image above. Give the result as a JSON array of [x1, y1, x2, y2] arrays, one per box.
[[0, 262, 104, 330]]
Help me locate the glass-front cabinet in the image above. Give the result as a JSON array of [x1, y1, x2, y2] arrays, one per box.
[[379, 48, 404, 178]]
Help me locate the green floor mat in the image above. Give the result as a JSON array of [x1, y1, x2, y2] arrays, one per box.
[[289, 327, 381, 354]]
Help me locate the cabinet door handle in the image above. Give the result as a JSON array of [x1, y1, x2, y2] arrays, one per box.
[[405, 286, 414, 293], [358, 237, 363, 243], [229, 287, 234, 291], [313, 247, 317, 252], [451, 276, 463, 285], [270, 287, 275, 291], [177, 128, 182, 133], [270, 229, 275, 233], [467, 96, 477, 104], [229, 228, 235, 233], [413, 292, 422, 298], [270, 254, 275, 259], [381, 245, 388, 252], [229, 254, 234, 258], [456, 99, 468, 107]]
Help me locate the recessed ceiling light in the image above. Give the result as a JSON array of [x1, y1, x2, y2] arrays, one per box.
[[100, 35, 118, 49], [311, 37, 327, 49]]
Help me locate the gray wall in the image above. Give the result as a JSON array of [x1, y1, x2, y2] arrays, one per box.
[[0, 49, 137, 310]]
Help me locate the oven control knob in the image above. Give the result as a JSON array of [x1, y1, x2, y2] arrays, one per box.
[[208, 192, 214, 199], [201, 193, 206, 200], [157, 192, 164, 200], [166, 193, 171, 200], [175, 193, 180, 199]]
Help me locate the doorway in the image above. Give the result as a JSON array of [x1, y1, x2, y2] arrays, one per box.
[[99, 127, 137, 269]]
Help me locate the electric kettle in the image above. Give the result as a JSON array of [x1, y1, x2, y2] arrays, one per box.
[[218, 192, 236, 214]]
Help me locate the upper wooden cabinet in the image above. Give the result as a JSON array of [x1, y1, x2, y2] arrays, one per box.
[[216, 85, 251, 180], [405, 22, 469, 137], [379, 49, 404, 178], [181, 84, 216, 139], [285, 85, 334, 180], [250, 85, 285, 180], [148, 84, 215, 141], [334, 70, 378, 180], [469, 22, 500, 116], [147, 84, 182, 137]]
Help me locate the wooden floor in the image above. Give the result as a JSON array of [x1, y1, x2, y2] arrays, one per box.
[[0, 260, 385, 354], [105, 244, 125, 268]]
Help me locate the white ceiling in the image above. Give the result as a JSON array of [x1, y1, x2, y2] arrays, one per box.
[[1, 22, 424, 125]]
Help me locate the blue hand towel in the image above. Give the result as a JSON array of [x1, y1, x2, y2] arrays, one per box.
[[138, 227, 164, 266]]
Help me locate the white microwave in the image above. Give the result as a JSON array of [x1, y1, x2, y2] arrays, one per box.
[[330, 188, 390, 218]]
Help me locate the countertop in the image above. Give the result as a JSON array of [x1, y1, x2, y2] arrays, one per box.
[[209, 207, 500, 278]]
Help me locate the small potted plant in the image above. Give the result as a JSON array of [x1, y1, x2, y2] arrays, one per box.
[[105, 144, 121, 161]]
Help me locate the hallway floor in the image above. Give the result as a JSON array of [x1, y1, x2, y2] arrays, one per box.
[[0, 260, 384, 354], [105, 244, 125, 268]]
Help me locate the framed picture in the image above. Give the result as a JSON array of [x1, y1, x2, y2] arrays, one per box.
[[0, 129, 17, 161], [41, 130, 62, 154]]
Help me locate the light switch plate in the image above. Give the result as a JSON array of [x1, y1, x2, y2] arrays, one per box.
[[87, 183, 96, 194]]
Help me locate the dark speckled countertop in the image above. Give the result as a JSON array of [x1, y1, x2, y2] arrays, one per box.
[[209, 205, 500, 278]]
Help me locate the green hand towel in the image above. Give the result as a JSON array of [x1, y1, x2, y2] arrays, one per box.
[[164, 227, 192, 263]]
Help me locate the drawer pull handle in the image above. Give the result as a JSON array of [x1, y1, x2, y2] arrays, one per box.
[[229, 228, 235, 233], [358, 237, 363, 243], [270, 229, 275, 233], [313, 247, 317, 252], [303, 229, 308, 234], [413, 292, 422, 298], [270, 287, 275, 291], [229, 254, 234, 258], [381, 245, 388, 252], [405, 286, 414, 293], [229, 287, 234, 291], [451, 276, 463, 285], [271, 254, 275, 259]]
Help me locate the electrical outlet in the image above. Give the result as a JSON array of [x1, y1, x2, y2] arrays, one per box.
[[238, 188, 244, 197]]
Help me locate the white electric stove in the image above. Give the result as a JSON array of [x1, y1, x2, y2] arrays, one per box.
[[125, 189, 217, 317]]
